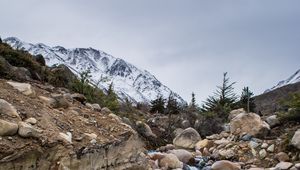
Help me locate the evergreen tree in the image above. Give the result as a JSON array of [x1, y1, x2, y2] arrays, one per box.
[[105, 82, 119, 112], [0, 37, 2, 43], [166, 93, 180, 114], [189, 92, 198, 112], [238, 87, 255, 112], [150, 96, 165, 114], [201, 72, 237, 118]]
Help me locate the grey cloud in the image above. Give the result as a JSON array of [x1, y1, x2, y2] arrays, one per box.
[[0, 0, 299, 103]]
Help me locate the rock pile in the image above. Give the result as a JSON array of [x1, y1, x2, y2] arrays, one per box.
[[146, 108, 300, 170]]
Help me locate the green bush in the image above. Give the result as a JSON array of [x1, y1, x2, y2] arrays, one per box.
[[0, 43, 49, 81], [278, 93, 300, 122]]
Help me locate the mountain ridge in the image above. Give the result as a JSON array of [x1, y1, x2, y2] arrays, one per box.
[[265, 68, 300, 93], [3, 37, 185, 104]]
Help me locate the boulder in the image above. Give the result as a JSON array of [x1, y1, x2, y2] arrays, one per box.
[[0, 119, 18, 136], [7, 81, 35, 96], [266, 115, 280, 128], [267, 144, 275, 152], [275, 152, 290, 162], [0, 56, 31, 81], [261, 143, 268, 149], [230, 112, 270, 138], [101, 107, 112, 114], [108, 113, 122, 123], [51, 94, 70, 109], [181, 120, 191, 129], [39, 96, 57, 107], [275, 162, 293, 170], [18, 122, 43, 138], [173, 127, 201, 149], [159, 153, 183, 169], [229, 108, 246, 120], [136, 121, 157, 138], [211, 160, 241, 170], [91, 104, 101, 111], [25, 117, 37, 125], [84, 133, 97, 139], [71, 93, 86, 104], [259, 149, 267, 159], [195, 139, 214, 150], [291, 129, 300, 150], [173, 128, 184, 137], [167, 149, 193, 164], [59, 132, 72, 143], [219, 149, 235, 159], [0, 99, 20, 119]]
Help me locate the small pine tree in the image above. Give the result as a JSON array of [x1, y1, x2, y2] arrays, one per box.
[[150, 96, 165, 114], [166, 93, 180, 115], [105, 82, 119, 112], [189, 92, 198, 112], [201, 72, 237, 118], [239, 87, 255, 112], [0, 37, 2, 43]]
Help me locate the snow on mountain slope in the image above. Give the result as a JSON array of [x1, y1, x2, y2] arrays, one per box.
[[4, 37, 185, 104], [265, 68, 300, 93]]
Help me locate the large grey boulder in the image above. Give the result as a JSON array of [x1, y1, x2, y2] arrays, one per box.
[[0, 119, 18, 136], [291, 129, 300, 150], [173, 127, 201, 149], [230, 112, 270, 138], [266, 115, 280, 128]]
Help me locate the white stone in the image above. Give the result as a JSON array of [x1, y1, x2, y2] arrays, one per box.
[[25, 117, 37, 125], [7, 81, 35, 95], [267, 144, 275, 152]]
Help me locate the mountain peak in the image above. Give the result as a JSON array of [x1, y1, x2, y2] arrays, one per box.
[[3, 37, 185, 104]]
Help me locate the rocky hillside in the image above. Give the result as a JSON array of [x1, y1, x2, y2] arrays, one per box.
[[3, 37, 185, 104], [0, 79, 149, 169], [255, 81, 300, 115]]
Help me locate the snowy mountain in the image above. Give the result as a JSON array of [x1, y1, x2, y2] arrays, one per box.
[[265, 68, 300, 93], [3, 37, 185, 104]]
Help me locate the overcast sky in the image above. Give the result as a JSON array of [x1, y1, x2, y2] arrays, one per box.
[[0, 0, 299, 104]]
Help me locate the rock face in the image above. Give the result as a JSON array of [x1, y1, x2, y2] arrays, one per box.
[[0, 119, 18, 136], [291, 129, 300, 150], [211, 160, 241, 170], [230, 112, 270, 137], [173, 127, 201, 149]]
